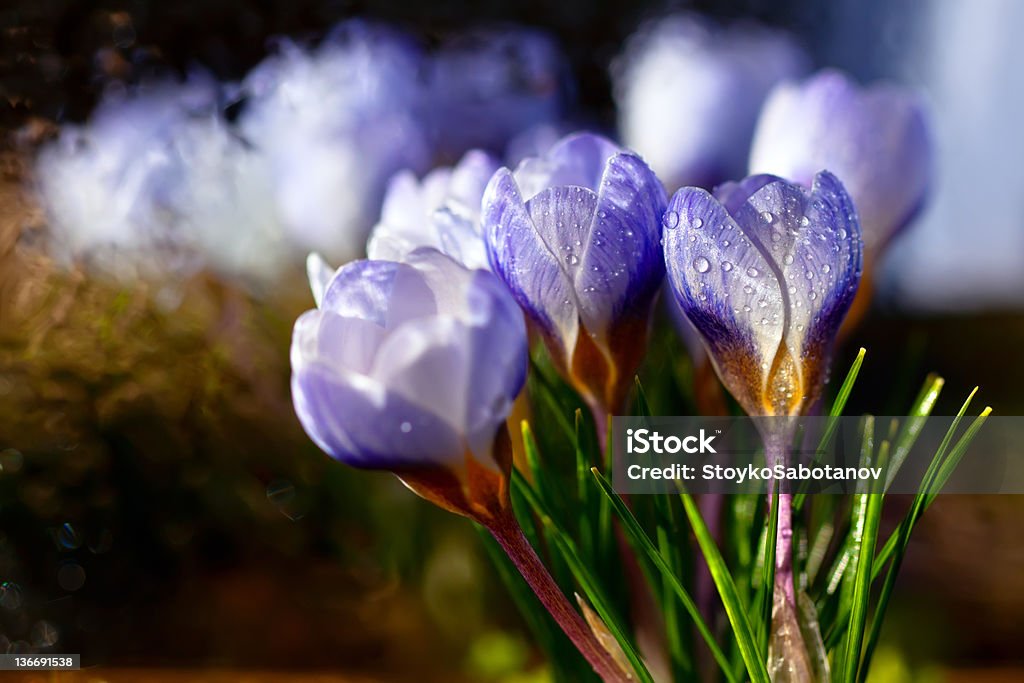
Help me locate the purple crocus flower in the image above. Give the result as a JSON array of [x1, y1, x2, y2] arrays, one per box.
[[665, 172, 861, 680], [292, 248, 633, 682], [664, 172, 862, 418], [483, 132, 667, 419], [240, 21, 431, 263], [613, 13, 808, 191], [366, 150, 500, 270], [291, 249, 527, 518], [749, 69, 931, 253]]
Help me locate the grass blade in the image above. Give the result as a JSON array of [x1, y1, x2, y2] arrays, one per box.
[[677, 489, 770, 683], [590, 469, 742, 683], [840, 438, 887, 683]]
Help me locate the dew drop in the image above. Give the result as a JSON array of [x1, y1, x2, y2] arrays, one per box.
[[838, 228, 848, 239], [806, 270, 814, 280], [567, 254, 579, 266], [761, 211, 774, 223], [746, 266, 759, 277], [800, 216, 810, 227], [722, 261, 733, 272], [783, 254, 794, 265], [692, 217, 704, 228], [663, 211, 679, 229], [400, 421, 412, 433], [822, 264, 831, 273], [693, 256, 711, 273]]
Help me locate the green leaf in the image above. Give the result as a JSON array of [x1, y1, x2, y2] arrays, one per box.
[[755, 490, 779, 658], [590, 469, 743, 683], [859, 401, 992, 682], [839, 437, 888, 683], [677, 489, 770, 683], [795, 348, 866, 512]]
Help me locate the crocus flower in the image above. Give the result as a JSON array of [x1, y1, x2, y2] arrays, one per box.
[[366, 150, 499, 270], [664, 171, 861, 681], [664, 172, 862, 418], [749, 69, 931, 254], [483, 132, 667, 420], [429, 27, 570, 159], [291, 249, 628, 682], [612, 13, 808, 191], [292, 249, 526, 518], [240, 21, 431, 263]]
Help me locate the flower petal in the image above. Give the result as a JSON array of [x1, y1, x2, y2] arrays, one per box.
[[514, 132, 621, 199], [483, 168, 579, 358], [306, 252, 336, 308], [292, 361, 463, 469], [664, 186, 782, 416], [574, 152, 667, 338]]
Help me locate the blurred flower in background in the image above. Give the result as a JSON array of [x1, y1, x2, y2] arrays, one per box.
[[749, 69, 930, 331], [612, 13, 808, 191], [34, 75, 311, 287], [749, 69, 931, 254], [239, 21, 432, 265], [428, 27, 570, 160], [367, 150, 499, 269]]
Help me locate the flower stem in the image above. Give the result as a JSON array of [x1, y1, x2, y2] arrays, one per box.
[[486, 508, 630, 683], [765, 429, 796, 608]]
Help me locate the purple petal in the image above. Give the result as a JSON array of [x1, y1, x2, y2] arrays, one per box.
[[292, 361, 463, 469], [483, 168, 579, 357], [514, 132, 621, 199], [575, 152, 667, 338]]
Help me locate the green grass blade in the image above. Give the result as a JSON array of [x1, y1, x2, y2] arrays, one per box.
[[677, 489, 770, 683], [840, 439, 888, 683], [795, 348, 866, 512], [590, 469, 742, 683], [756, 490, 779, 658], [886, 375, 945, 486], [859, 405, 992, 682]]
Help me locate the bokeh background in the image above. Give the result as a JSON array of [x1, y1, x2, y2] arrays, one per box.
[[1, 0, 1022, 681]]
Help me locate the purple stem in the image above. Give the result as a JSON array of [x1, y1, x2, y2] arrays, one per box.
[[765, 430, 796, 609], [486, 509, 629, 683]]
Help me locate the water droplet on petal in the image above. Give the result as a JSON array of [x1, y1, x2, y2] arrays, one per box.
[[692, 217, 704, 228], [567, 254, 579, 266], [800, 216, 810, 227], [783, 254, 794, 265], [693, 257, 710, 273], [722, 261, 733, 272], [838, 228, 848, 239], [663, 211, 679, 229], [761, 211, 774, 223], [746, 266, 759, 277], [822, 264, 831, 273], [400, 421, 412, 433]]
